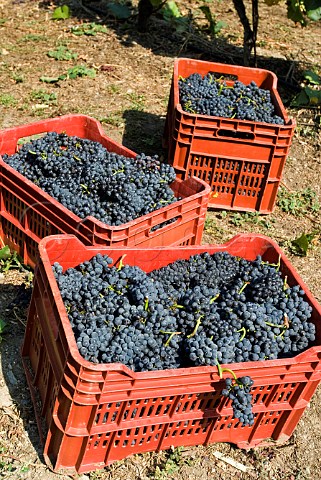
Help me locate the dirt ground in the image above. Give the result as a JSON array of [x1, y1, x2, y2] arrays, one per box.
[[0, 0, 321, 479]]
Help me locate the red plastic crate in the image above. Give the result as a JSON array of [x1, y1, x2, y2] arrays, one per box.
[[21, 234, 321, 474], [164, 59, 296, 213], [0, 115, 210, 267]]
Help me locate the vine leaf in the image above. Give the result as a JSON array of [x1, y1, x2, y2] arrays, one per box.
[[303, 70, 321, 85], [305, 0, 321, 21], [107, 3, 131, 20], [52, 5, 70, 20], [290, 232, 316, 256], [0, 245, 10, 260], [291, 87, 321, 106], [287, 0, 307, 25]]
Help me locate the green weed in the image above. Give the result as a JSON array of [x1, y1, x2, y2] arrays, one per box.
[[107, 84, 121, 94], [30, 89, 57, 104], [163, 93, 170, 107], [47, 45, 78, 61], [0, 93, 16, 106], [52, 5, 70, 20], [0, 244, 30, 274], [128, 93, 145, 111], [287, 232, 319, 256], [67, 65, 96, 79], [40, 65, 96, 83], [11, 72, 24, 83], [100, 114, 123, 127], [70, 22, 108, 36], [153, 447, 191, 479], [19, 33, 46, 42], [204, 217, 217, 230], [277, 187, 320, 216], [229, 211, 273, 229]]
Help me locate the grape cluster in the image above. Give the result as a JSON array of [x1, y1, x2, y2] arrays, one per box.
[[53, 250, 316, 425], [53, 250, 315, 371], [3, 132, 177, 226], [222, 376, 255, 426], [179, 73, 284, 125]]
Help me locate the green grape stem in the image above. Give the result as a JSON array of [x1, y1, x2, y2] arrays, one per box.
[[237, 327, 247, 341], [159, 331, 182, 347], [187, 315, 203, 338], [238, 282, 250, 294], [283, 275, 289, 291], [210, 293, 220, 304], [144, 298, 149, 311], [170, 303, 184, 310], [265, 321, 287, 329], [117, 254, 127, 271], [262, 254, 281, 271], [217, 363, 238, 381]]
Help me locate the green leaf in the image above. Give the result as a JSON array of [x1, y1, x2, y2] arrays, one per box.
[[0, 245, 10, 260], [290, 89, 310, 106], [107, 3, 131, 20], [305, 0, 321, 20], [213, 20, 227, 33], [290, 232, 315, 256], [307, 7, 321, 20], [150, 0, 163, 6], [173, 16, 190, 33], [199, 6, 226, 35], [303, 69, 321, 85], [304, 86, 321, 105], [52, 5, 70, 20], [287, 0, 307, 25], [0, 318, 7, 335], [47, 46, 78, 61], [39, 76, 60, 83], [70, 22, 108, 36], [67, 66, 96, 79], [163, 0, 182, 19]]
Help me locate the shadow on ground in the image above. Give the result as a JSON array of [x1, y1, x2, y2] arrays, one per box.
[[39, 0, 305, 105], [122, 109, 166, 155], [0, 281, 45, 466]]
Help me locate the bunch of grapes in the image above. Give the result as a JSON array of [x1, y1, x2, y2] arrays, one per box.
[[222, 376, 255, 426], [3, 132, 177, 226], [179, 73, 284, 125]]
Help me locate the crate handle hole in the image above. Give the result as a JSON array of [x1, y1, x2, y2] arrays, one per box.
[[148, 215, 182, 236], [217, 129, 255, 141]]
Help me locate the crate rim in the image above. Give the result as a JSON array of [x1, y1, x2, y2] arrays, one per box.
[[36, 233, 321, 378], [0, 114, 134, 156], [173, 57, 296, 127]]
